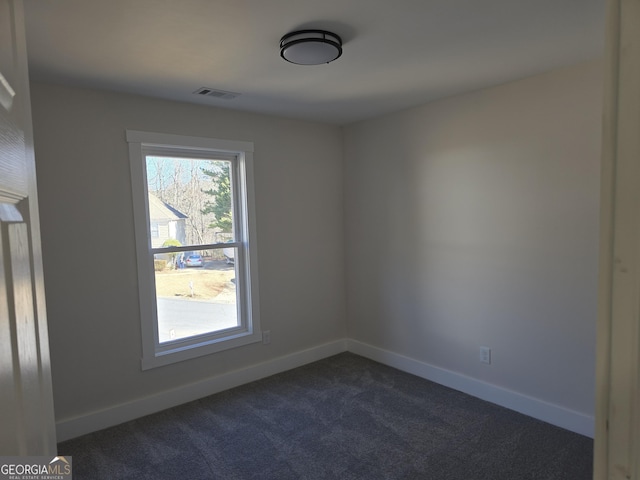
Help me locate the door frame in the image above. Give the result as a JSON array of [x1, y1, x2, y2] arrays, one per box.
[[594, 0, 640, 478], [0, 0, 57, 455]]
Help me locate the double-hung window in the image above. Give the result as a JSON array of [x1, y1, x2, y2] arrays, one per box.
[[127, 131, 260, 369]]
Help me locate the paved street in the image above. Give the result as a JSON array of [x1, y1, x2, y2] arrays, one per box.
[[157, 297, 238, 343]]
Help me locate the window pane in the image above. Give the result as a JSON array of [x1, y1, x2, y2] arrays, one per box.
[[146, 155, 239, 344], [146, 156, 235, 247], [154, 249, 238, 343]]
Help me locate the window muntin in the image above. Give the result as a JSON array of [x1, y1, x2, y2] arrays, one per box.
[[127, 131, 260, 369]]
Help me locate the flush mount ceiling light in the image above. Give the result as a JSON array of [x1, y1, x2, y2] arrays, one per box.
[[280, 30, 342, 65]]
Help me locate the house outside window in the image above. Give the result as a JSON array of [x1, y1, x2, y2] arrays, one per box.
[[148, 194, 187, 247], [127, 130, 261, 369]]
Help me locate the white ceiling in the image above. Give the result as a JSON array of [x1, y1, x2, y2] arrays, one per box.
[[23, 0, 606, 125]]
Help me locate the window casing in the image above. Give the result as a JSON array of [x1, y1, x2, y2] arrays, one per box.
[[127, 130, 260, 369]]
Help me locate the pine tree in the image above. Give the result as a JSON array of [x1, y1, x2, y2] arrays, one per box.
[[201, 161, 233, 233]]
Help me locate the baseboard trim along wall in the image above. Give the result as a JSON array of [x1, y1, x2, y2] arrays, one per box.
[[55, 339, 349, 442], [347, 339, 594, 438], [56, 337, 594, 441]]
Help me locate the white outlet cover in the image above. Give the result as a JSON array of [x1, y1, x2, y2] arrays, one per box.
[[480, 347, 491, 364]]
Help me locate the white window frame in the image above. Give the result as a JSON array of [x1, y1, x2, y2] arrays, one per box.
[[127, 130, 260, 370]]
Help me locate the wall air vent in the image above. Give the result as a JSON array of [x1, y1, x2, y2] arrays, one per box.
[[193, 87, 240, 100]]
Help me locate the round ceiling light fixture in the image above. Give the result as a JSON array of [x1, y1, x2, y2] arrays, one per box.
[[280, 30, 343, 65]]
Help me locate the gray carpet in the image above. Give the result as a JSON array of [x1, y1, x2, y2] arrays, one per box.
[[58, 353, 593, 479]]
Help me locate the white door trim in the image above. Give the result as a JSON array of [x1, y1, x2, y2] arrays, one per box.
[[594, 0, 640, 478], [0, 0, 57, 455]]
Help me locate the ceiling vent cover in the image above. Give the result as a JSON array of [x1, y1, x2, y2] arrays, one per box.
[[193, 87, 240, 100]]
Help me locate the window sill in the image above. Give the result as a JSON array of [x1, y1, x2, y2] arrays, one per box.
[[141, 329, 262, 370]]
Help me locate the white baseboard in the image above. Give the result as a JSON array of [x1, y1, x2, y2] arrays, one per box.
[[347, 339, 594, 438], [57, 337, 594, 442], [56, 339, 348, 442]]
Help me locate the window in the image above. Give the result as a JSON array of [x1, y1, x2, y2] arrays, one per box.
[[127, 131, 260, 369]]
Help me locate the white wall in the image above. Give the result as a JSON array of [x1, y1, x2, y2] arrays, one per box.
[[344, 61, 602, 420], [31, 60, 603, 437], [30, 83, 346, 425]]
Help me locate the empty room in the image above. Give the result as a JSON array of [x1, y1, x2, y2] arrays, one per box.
[[2, 0, 638, 479]]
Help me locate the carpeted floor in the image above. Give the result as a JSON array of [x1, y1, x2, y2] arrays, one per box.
[[58, 353, 593, 479]]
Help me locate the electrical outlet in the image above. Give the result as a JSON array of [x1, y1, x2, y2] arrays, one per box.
[[480, 346, 491, 364], [262, 330, 271, 345]]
